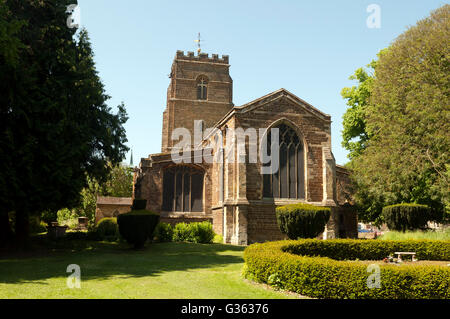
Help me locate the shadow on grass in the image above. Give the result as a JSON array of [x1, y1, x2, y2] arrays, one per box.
[[0, 237, 246, 284]]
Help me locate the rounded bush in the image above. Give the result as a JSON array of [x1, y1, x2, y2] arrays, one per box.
[[190, 221, 215, 244], [244, 239, 450, 299], [382, 204, 432, 232], [173, 222, 194, 242], [154, 222, 174, 242], [276, 203, 331, 239], [117, 210, 159, 248], [96, 217, 118, 241]]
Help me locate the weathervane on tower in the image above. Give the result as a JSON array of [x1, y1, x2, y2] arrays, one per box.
[[194, 32, 202, 54]]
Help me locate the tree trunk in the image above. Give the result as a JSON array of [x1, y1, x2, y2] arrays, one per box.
[[0, 211, 14, 247], [15, 210, 30, 249]]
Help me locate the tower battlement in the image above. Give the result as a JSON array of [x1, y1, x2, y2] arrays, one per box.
[[175, 50, 229, 64]]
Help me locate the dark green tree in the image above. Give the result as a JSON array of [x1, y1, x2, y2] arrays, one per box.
[[0, 0, 26, 244], [0, 0, 128, 247]]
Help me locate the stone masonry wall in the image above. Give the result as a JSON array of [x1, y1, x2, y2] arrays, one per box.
[[161, 51, 234, 152], [233, 91, 332, 204], [134, 151, 215, 226]]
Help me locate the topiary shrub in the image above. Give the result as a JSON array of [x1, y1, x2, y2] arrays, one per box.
[[117, 210, 159, 249], [276, 203, 331, 239], [382, 204, 432, 232], [190, 221, 215, 244], [131, 199, 147, 210], [173, 222, 194, 242], [96, 217, 119, 241], [153, 222, 174, 242]]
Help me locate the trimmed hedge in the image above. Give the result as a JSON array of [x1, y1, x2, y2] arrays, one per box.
[[117, 210, 159, 248], [276, 203, 331, 239], [243, 239, 450, 299], [281, 239, 450, 261], [382, 204, 432, 232]]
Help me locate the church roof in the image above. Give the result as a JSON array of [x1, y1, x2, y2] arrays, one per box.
[[212, 88, 331, 130]]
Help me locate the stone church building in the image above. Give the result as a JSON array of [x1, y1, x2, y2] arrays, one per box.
[[133, 51, 357, 245]]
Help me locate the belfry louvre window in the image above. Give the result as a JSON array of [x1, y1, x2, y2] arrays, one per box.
[[263, 124, 305, 199], [197, 76, 208, 100], [162, 166, 204, 212]]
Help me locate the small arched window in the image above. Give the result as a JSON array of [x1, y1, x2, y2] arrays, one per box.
[[197, 76, 208, 100], [162, 166, 204, 212], [263, 124, 305, 199]]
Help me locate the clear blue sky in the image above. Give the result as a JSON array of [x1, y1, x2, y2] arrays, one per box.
[[77, 0, 447, 166]]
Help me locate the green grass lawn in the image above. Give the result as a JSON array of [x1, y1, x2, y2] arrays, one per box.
[[0, 241, 297, 299]]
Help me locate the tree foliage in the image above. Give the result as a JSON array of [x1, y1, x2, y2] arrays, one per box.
[[0, 0, 129, 245], [341, 62, 374, 160], [348, 5, 450, 223], [57, 163, 134, 226]]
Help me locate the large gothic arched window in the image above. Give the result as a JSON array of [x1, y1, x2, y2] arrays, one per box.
[[263, 124, 305, 199], [162, 166, 204, 212]]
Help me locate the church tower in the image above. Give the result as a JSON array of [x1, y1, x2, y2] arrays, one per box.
[[161, 51, 234, 152]]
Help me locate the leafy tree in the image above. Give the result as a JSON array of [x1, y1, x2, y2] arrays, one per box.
[[78, 163, 133, 225], [0, 0, 128, 247], [340, 63, 374, 160], [341, 49, 389, 160], [53, 163, 134, 226], [103, 163, 134, 198], [350, 5, 450, 224]]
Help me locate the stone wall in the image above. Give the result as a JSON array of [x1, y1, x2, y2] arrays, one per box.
[[211, 207, 223, 236], [335, 165, 358, 238], [336, 165, 353, 205], [246, 203, 287, 244], [95, 197, 132, 224]]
